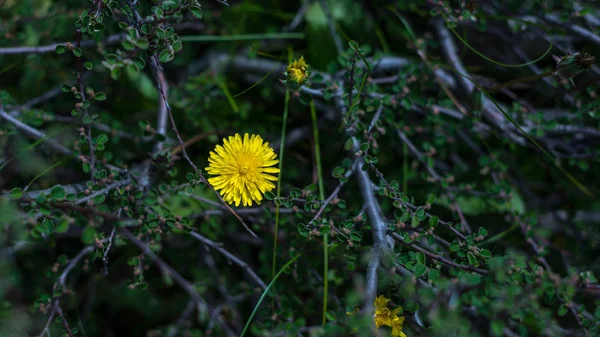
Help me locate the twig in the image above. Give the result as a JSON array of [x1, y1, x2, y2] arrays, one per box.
[[52, 115, 153, 142], [390, 233, 488, 275], [319, 0, 344, 54], [124, 1, 256, 237], [121, 229, 209, 313], [285, 0, 309, 32], [192, 207, 295, 218], [166, 300, 196, 337], [366, 102, 384, 134], [102, 209, 119, 276], [0, 34, 123, 55], [75, 179, 131, 205], [140, 66, 170, 190], [75, 30, 96, 183], [35, 245, 96, 337], [544, 14, 600, 47], [310, 168, 354, 223], [354, 139, 391, 314], [396, 129, 440, 181], [56, 306, 75, 337], [0, 107, 75, 157], [189, 231, 267, 290]]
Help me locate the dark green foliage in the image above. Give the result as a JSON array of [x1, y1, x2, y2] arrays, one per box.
[[1, 1, 600, 337]]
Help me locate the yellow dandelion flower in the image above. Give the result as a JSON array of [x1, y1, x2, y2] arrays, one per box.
[[286, 56, 309, 85], [375, 295, 391, 310], [391, 314, 406, 337], [205, 133, 280, 207], [373, 296, 406, 337]]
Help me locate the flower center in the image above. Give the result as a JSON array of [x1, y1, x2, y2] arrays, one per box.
[[239, 165, 249, 175]]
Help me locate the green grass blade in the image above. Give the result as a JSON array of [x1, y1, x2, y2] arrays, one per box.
[[272, 88, 290, 279], [445, 17, 553, 68], [240, 253, 303, 337], [216, 76, 239, 113], [233, 70, 274, 98], [310, 99, 328, 325], [24, 157, 70, 192], [475, 83, 593, 197]]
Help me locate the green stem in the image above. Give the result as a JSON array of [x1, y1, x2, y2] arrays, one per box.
[[480, 223, 520, 247], [311, 99, 327, 325], [488, 69, 555, 93], [240, 254, 304, 337], [215, 76, 239, 112], [272, 89, 290, 279]]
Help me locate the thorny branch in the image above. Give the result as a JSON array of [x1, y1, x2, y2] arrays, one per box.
[[123, 0, 256, 237]]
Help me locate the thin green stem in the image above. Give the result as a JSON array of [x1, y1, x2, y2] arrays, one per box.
[[480, 223, 520, 247], [489, 69, 555, 93], [24, 157, 70, 192], [216, 76, 239, 112], [311, 99, 328, 325], [272, 89, 290, 279], [445, 18, 553, 68], [240, 254, 304, 337]]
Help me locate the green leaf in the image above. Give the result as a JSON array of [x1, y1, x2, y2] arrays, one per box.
[[415, 251, 425, 265], [429, 215, 439, 227], [105, 53, 119, 64], [55, 45, 67, 54], [82, 162, 91, 173], [173, 40, 182, 52], [467, 251, 477, 266], [297, 224, 310, 237], [411, 214, 419, 227], [558, 305, 568, 317], [127, 256, 140, 266], [111, 67, 122, 80], [93, 194, 105, 204], [97, 134, 109, 144], [264, 191, 275, 200], [190, 6, 203, 19], [42, 219, 54, 233], [84, 61, 93, 70], [57, 255, 68, 265], [72, 47, 83, 57], [428, 269, 440, 281], [9, 188, 23, 199], [94, 92, 107, 101], [82, 226, 97, 244], [490, 320, 504, 336], [50, 186, 66, 199], [413, 263, 427, 277], [82, 115, 93, 124], [426, 193, 436, 204], [479, 249, 492, 259], [122, 40, 135, 51], [158, 49, 172, 63], [449, 241, 460, 252], [55, 220, 69, 233], [135, 37, 149, 50]]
